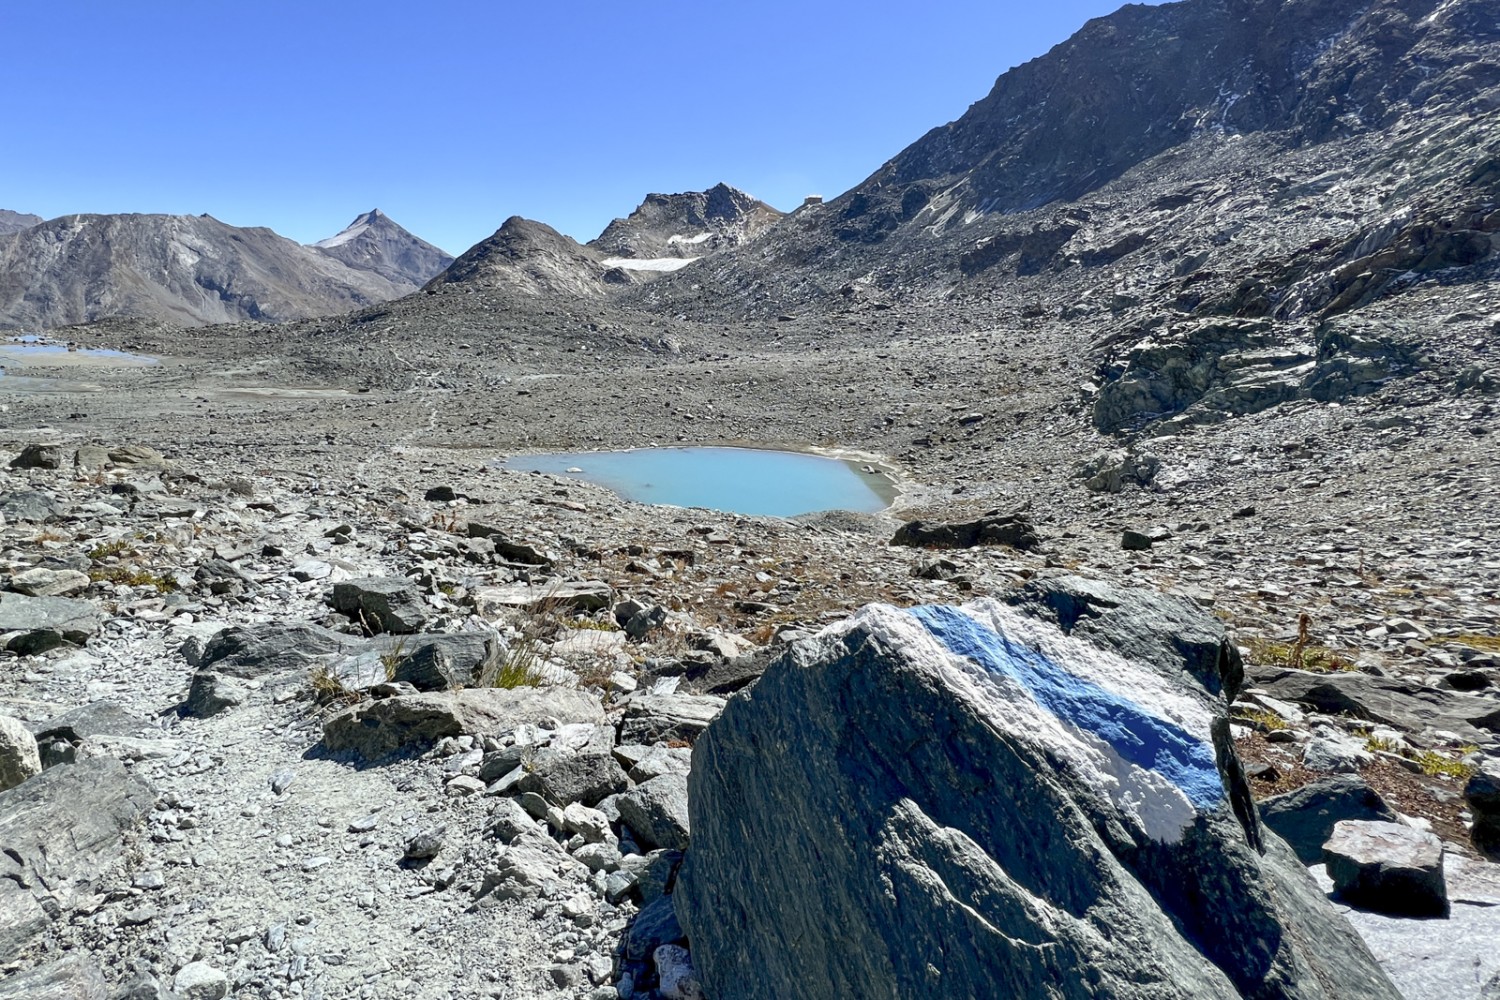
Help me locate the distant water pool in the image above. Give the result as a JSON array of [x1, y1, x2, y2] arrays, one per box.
[[506, 447, 892, 517], [0, 336, 158, 372]]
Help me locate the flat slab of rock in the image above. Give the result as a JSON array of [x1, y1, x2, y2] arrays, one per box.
[[0, 593, 102, 649], [1254, 667, 1500, 742], [7, 567, 89, 597], [678, 578, 1398, 999], [619, 693, 725, 745], [0, 757, 155, 963], [329, 576, 430, 634], [0, 954, 109, 1000], [474, 580, 614, 613], [323, 687, 605, 759], [1323, 820, 1448, 917]]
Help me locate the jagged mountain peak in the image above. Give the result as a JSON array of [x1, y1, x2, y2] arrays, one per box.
[[0, 209, 42, 236], [309, 209, 452, 287], [589, 184, 784, 260]]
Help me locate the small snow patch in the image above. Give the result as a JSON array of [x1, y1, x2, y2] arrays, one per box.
[[601, 257, 697, 273]]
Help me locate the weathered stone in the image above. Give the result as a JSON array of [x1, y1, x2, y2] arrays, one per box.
[[1254, 668, 1500, 743], [0, 716, 41, 792], [678, 581, 1396, 999], [383, 631, 504, 691], [516, 750, 631, 808], [466, 523, 556, 565], [617, 774, 690, 851], [9, 443, 66, 470], [329, 576, 430, 634], [0, 955, 109, 1000], [619, 694, 725, 745], [1323, 820, 1447, 917], [1465, 761, 1500, 860], [0, 757, 155, 964], [474, 580, 615, 613], [1122, 528, 1155, 550], [7, 567, 90, 598], [0, 490, 64, 523], [890, 510, 1040, 551], [626, 895, 684, 962], [322, 688, 604, 759], [1260, 776, 1397, 864], [0, 593, 103, 649]]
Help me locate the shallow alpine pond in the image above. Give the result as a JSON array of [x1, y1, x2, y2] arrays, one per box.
[[505, 447, 892, 518]]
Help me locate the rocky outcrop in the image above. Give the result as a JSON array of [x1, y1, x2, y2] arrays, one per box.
[[1260, 776, 1398, 865], [309, 209, 453, 287], [677, 578, 1397, 999], [890, 511, 1040, 551], [590, 184, 783, 260], [426, 217, 612, 298], [0, 212, 421, 329]]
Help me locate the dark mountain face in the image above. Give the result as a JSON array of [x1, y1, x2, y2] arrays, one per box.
[[310, 209, 453, 287], [0, 210, 41, 236], [590, 183, 784, 260], [836, 0, 1500, 242], [0, 213, 412, 329]]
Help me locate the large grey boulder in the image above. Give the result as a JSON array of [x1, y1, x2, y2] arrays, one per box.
[[328, 576, 430, 634], [890, 510, 1040, 551], [0, 490, 65, 523], [185, 622, 361, 717], [618, 773, 690, 851], [1260, 776, 1398, 864], [0, 715, 41, 791], [0, 955, 109, 1000], [677, 578, 1398, 1000]]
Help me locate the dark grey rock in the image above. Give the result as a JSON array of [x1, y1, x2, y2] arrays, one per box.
[[626, 896, 684, 962], [405, 827, 445, 860], [515, 750, 630, 808], [0, 955, 110, 999], [1122, 528, 1155, 550], [0, 490, 64, 522], [619, 693, 725, 745], [322, 688, 604, 759], [8, 444, 66, 470], [1323, 820, 1448, 918], [384, 632, 503, 691], [677, 581, 1397, 999], [0, 757, 155, 964], [1254, 668, 1500, 743], [1465, 762, 1500, 860], [890, 510, 1040, 551], [1261, 776, 1398, 864], [329, 576, 430, 634], [617, 774, 690, 851], [0, 593, 102, 650]]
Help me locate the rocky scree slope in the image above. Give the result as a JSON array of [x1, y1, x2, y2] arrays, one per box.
[[0, 213, 429, 329], [628, 0, 1500, 441], [310, 208, 454, 287]]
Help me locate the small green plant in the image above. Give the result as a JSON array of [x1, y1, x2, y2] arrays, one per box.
[[1413, 750, 1477, 780], [1365, 735, 1401, 754], [479, 588, 563, 689], [1233, 708, 1288, 732], [88, 565, 176, 592], [87, 538, 135, 560], [1244, 638, 1355, 673]]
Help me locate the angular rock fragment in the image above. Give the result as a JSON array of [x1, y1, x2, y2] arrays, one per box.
[[329, 576, 430, 634], [890, 510, 1039, 551], [1323, 820, 1448, 918], [1260, 776, 1397, 864]]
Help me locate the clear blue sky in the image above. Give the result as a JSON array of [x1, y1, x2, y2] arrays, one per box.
[[1, 1, 1157, 255]]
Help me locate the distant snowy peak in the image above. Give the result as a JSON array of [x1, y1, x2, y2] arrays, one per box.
[[309, 209, 453, 287], [313, 209, 385, 249], [589, 183, 785, 260]]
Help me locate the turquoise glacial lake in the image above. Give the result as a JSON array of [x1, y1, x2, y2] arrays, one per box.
[[507, 447, 891, 518]]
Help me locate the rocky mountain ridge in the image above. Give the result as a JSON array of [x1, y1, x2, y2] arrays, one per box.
[[0, 211, 447, 330], [0, 210, 40, 237]]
